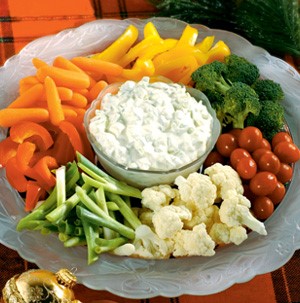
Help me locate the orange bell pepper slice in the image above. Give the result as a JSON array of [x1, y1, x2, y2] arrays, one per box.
[[58, 120, 84, 155], [15, 141, 36, 173], [25, 181, 46, 212], [0, 137, 19, 168], [28, 156, 59, 191], [5, 157, 28, 192], [9, 121, 54, 151]]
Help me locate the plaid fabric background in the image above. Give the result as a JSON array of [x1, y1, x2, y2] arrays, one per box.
[[1, 1, 300, 302]]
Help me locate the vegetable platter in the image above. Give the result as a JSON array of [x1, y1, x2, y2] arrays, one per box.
[[0, 17, 300, 299]]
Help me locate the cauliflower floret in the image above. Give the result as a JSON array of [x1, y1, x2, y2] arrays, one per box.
[[183, 204, 220, 230], [173, 223, 216, 257], [112, 243, 136, 256], [131, 225, 173, 259], [209, 222, 248, 245], [204, 163, 244, 199], [174, 172, 217, 209], [219, 190, 267, 235], [138, 208, 154, 227], [229, 226, 248, 245], [141, 184, 176, 211], [152, 205, 192, 239]]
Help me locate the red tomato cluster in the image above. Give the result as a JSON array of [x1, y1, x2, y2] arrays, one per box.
[[204, 126, 300, 221]]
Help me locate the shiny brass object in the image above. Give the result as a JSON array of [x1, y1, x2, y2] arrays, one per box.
[[2, 268, 82, 303]]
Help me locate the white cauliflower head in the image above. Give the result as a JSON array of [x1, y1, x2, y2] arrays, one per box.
[[219, 190, 267, 236], [132, 225, 174, 259], [209, 222, 248, 245], [204, 163, 244, 199], [183, 204, 220, 230], [172, 223, 216, 257], [141, 184, 176, 211], [152, 205, 192, 239], [174, 172, 217, 209]]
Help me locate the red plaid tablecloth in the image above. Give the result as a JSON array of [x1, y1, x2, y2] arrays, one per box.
[[1, 1, 300, 302]]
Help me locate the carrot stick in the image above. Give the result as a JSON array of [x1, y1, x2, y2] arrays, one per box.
[[88, 80, 108, 101], [36, 65, 90, 89], [62, 92, 88, 108], [53, 56, 86, 73], [19, 75, 40, 86], [44, 76, 65, 126], [57, 87, 73, 100], [8, 83, 44, 108], [62, 107, 78, 119], [32, 57, 48, 69], [71, 57, 123, 76], [0, 108, 49, 127]]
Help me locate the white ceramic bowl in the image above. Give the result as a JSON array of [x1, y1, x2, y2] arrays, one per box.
[[84, 82, 221, 188], [0, 17, 300, 299]]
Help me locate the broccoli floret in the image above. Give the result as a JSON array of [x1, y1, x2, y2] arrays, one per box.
[[221, 82, 261, 129], [252, 79, 284, 102], [224, 54, 260, 86], [191, 60, 231, 94], [246, 100, 285, 141]]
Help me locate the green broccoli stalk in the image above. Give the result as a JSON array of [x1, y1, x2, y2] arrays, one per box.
[[246, 100, 285, 141], [251, 79, 285, 102], [224, 54, 260, 86]]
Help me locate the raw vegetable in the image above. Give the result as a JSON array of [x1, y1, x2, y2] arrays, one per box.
[[205, 126, 300, 219], [191, 55, 262, 129], [246, 100, 285, 141], [17, 153, 142, 264]]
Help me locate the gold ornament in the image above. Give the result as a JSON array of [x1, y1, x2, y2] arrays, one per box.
[[2, 268, 82, 303]]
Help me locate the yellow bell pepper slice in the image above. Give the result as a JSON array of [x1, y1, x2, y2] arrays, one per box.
[[92, 24, 139, 62], [205, 40, 231, 64], [118, 35, 162, 67], [139, 39, 177, 60], [155, 55, 199, 83], [121, 58, 155, 81], [195, 36, 215, 53], [176, 25, 198, 47], [144, 22, 161, 39]]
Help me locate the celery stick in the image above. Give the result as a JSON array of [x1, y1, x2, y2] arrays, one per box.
[[76, 152, 142, 198], [105, 192, 141, 230], [63, 236, 87, 247], [94, 237, 128, 254], [56, 166, 66, 207], [76, 205, 135, 240]]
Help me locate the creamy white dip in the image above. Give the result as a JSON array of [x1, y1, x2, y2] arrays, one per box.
[[89, 77, 213, 171]]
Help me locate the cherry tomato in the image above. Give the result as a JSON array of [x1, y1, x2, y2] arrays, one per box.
[[258, 152, 280, 174], [267, 182, 286, 205], [238, 126, 263, 152], [230, 148, 251, 168], [203, 151, 225, 168], [271, 132, 292, 148], [252, 196, 274, 220], [229, 128, 242, 140], [236, 157, 257, 180], [249, 171, 278, 196], [252, 148, 272, 163], [216, 133, 239, 157], [257, 138, 271, 150], [276, 163, 293, 184], [273, 141, 300, 163]]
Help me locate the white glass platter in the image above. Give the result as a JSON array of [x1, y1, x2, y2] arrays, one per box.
[[0, 17, 300, 299]]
